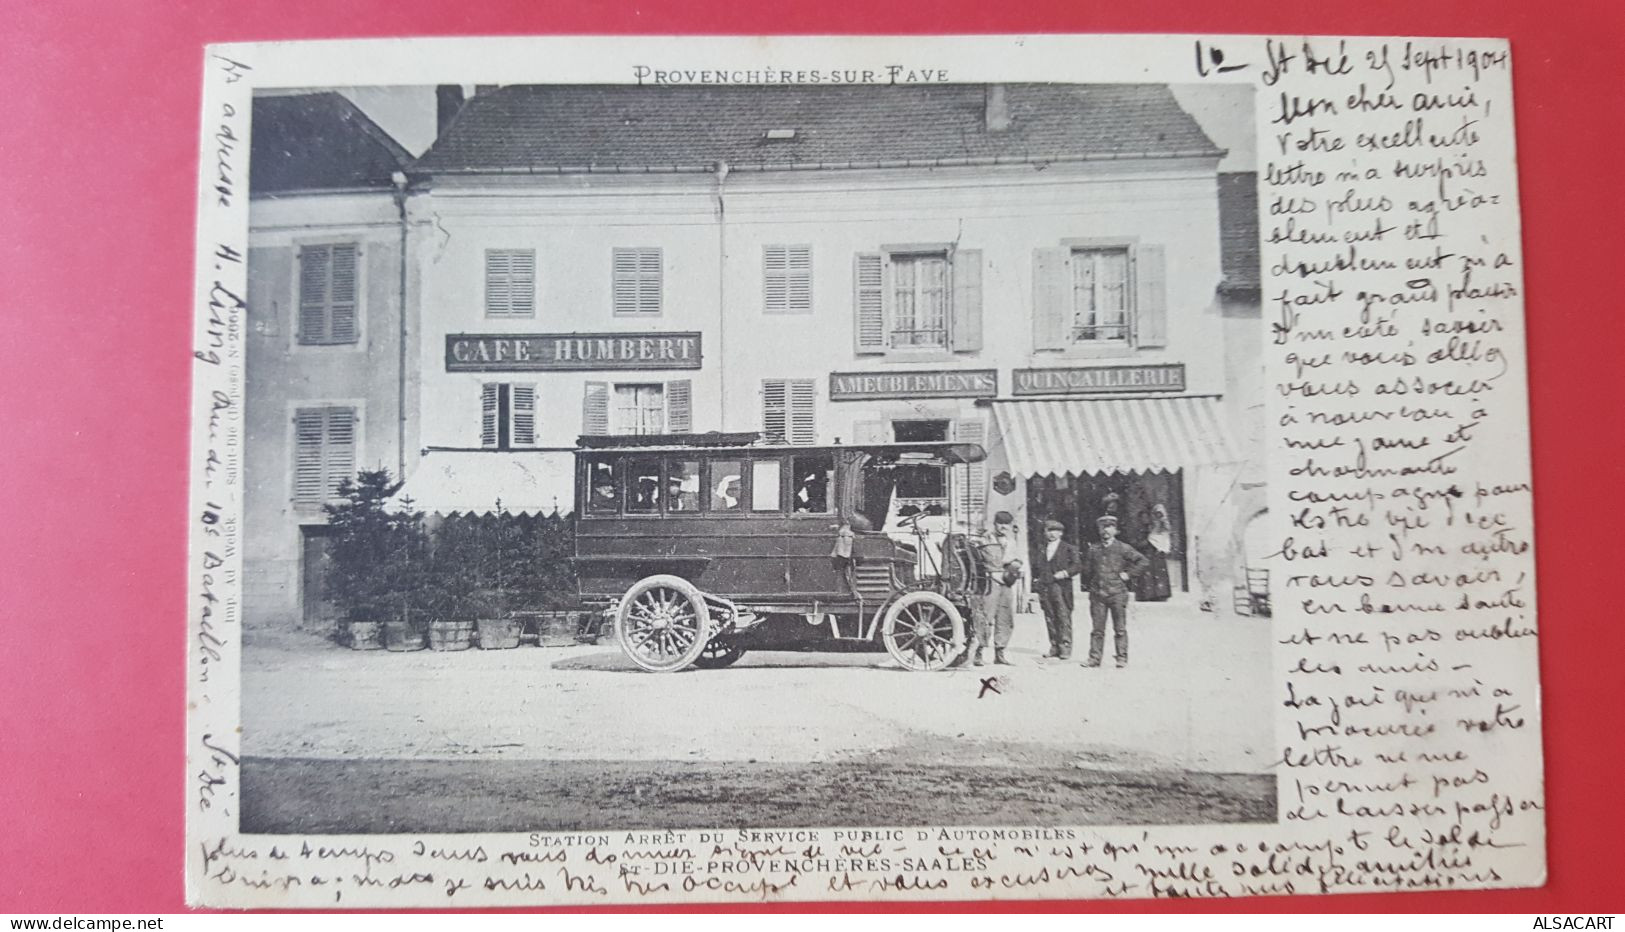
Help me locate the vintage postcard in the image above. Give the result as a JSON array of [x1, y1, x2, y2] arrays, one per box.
[[187, 34, 1541, 906]]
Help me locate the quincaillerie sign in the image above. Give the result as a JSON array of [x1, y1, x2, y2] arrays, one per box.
[[1012, 364, 1185, 395], [829, 369, 997, 401], [445, 332, 702, 371]]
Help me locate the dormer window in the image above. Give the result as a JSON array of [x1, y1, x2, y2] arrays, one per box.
[[762, 129, 799, 142]]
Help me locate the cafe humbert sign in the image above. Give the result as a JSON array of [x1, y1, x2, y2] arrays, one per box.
[[445, 332, 703, 371]]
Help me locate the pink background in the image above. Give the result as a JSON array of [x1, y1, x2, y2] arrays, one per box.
[[4, 0, 1621, 913]]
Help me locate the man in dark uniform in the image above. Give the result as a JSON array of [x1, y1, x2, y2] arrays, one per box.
[[1032, 518, 1083, 660], [1082, 514, 1150, 669]]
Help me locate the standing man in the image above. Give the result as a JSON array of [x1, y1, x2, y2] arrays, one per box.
[[1032, 518, 1083, 660], [969, 511, 1022, 666], [1082, 515, 1150, 669]]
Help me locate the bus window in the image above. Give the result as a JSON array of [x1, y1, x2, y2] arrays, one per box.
[[586, 460, 620, 515], [709, 459, 744, 512], [791, 453, 835, 514], [666, 459, 701, 512], [626, 459, 662, 514], [752, 459, 783, 512]]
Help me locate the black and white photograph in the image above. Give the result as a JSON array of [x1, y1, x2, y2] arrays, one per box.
[[235, 78, 1277, 835]]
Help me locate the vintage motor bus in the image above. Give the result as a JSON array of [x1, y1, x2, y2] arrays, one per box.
[[572, 432, 993, 673]]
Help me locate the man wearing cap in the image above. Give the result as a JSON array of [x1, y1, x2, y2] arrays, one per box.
[[1082, 514, 1150, 669], [1032, 518, 1084, 660], [969, 511, 1022, 666]]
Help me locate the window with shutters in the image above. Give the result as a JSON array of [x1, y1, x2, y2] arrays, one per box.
[[292, 406, 358, 505], [853, 248, 982, 356], [479, 383, 537, 450], [582, 379, 691, 437], [484, 249, 536, 318], [611, 247, 662, 316], [297, 243, 359, 345], [761, 378, 817, 445], [1070, 247, 1131, 342], [763, 245, 812, 314]]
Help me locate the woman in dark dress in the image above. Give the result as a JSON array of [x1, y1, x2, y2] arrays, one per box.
[[1135, 503, 1174, 601]]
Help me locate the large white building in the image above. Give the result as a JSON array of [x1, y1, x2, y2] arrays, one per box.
[[391, 83, 1260, 605]]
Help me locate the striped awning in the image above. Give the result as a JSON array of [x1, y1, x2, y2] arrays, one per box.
[[388, 450, 574, 516], [991, 397, 1239, 477]]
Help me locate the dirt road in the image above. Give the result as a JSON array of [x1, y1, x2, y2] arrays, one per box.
[[241, 602, 1275, 832]]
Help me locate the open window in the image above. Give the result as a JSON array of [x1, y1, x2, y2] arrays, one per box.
[[790, 453, 835, 514]]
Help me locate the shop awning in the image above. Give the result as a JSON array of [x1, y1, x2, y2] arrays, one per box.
[[990, 397, 1240, 477], [388, 450, 575, 516]]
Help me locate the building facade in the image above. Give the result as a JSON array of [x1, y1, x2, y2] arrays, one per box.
[[394, 83, 1258, 604], [242, 93, 416, 630]]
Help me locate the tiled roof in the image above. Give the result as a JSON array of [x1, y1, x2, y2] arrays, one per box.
[[412, 83, 1222, 174], [1218, 171, 1260, 293], [250, 93, 411, 195]]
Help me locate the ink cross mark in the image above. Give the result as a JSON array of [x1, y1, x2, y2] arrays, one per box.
[[978, 676, 1002, 698]]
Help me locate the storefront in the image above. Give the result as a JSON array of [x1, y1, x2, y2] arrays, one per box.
[[983, 391, 1242, 606]]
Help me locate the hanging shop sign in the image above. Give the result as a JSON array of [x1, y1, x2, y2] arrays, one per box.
[[1011, 363, 1185, 395], [445, 332, 703, 371], [828, 369, 997, 401]]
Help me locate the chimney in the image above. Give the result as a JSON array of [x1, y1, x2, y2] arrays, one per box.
[[984, 84, 1011, 132], [435, 85, 466, 139]]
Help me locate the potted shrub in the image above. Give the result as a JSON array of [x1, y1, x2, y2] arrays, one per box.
[[522, 508, 588, 647], [475, 501, 524, 650], [426, 513, 480, 652], [323, 469, 429, 651]]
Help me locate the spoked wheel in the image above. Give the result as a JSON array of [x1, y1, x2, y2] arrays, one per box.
[[880, 591, 966, 672], [615, 575, 711, 673], [692, 638, 746, 669]]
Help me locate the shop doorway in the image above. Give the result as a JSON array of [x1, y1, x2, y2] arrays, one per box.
[[1025, 470, 1188, 596], [300, 525, 338, 627]]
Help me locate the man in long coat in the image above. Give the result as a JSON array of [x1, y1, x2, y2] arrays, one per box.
[[1032, 518, 1084, 660]]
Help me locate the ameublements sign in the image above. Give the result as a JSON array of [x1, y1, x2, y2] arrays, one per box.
[[829, 370, 997, 400], [445, 333, 702, 371], [1012, 364, 1185, 395]]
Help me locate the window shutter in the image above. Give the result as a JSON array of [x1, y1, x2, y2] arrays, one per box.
[[954, 418, 988, 530], [582, 381, 610, 436], [762, 379, 788, 444], [324, 408, 356, 497], [788, 379, 817, 445], [328, 244, 358, 343], [612, 249, 638, 316], [293, 409, 326, 502], [853, 252, 885, 355], [486, 251, 511, 316], [1032, 247, 1071, 350], [666, 379, 692, 433], [297, 246, 330, 343], [639, 249, 662, 315], [481, 384, 500, 447], [486, 250, 536, 318], [511, 384, 536, 446], [612, 248, 661, 315], [764, 246, 788, 314], [763, 245, 812, 315], [787, 245, 812, 313], [1132, 243, 1169, 348], [950, 248, 983, 352], [852, 420, 889, 444]]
